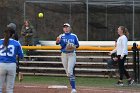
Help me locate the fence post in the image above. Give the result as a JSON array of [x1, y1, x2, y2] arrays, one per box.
[[136, 44, 140, 83], [132, 42, 137, 82]]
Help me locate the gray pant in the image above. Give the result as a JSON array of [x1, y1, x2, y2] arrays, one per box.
[[61, 52, 76, 76], [0, 63, 16, 93]]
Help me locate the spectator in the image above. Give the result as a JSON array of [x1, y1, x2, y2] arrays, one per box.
[[21, 20, 35, 46], [110, 26, 134, 86]]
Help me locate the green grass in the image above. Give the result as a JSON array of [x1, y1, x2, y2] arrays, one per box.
[[15, 75, 118, 87], [76, 77, 116, 87], [15, 75, 140, 90], [16, 75, 69, 85]]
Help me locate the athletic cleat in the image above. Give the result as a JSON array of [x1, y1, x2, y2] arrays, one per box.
[[115, 81, 123, 86], [128, 79, 134, 85], [71, 89, 77, 93]]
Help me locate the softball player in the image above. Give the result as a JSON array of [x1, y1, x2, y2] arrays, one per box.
[[0, 27, 24, 93], [7, 23, 23, 82], [56, 23, 79, 93]]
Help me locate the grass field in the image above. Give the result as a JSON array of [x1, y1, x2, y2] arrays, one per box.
[[15, 75, 140, 89]]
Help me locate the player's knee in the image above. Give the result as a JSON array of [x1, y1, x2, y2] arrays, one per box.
[[69, 74, 75, 81], [67, 73, 74, 77], [68, 73, 73, 77]]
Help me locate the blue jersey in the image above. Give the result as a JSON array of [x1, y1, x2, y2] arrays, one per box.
[[0, 38, 24, 63], [57, 33, 79, 53]]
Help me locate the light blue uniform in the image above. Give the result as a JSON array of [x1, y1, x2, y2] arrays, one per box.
[[0, 38, 23, 93]]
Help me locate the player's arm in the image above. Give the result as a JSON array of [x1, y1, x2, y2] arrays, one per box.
[[74, 35, 79, 48], [121, 37, 127, 58], [17, 42, 24, 59]]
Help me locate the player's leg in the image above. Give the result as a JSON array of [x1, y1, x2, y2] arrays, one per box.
[[123, 56, 134, 85], [0, 63, 6, 93], [68, 53, 76, 93], [6, 63, 16, 93], [117, 56, 125, 86], [123, 56, 130, 79], [18, 72, 23, 82], [61, 53, 68, 76]]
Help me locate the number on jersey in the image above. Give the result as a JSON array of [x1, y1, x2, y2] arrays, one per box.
[[0, 45, 15, 56]]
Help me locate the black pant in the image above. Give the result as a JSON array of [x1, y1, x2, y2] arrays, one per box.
[[117, 55, 130, 80]]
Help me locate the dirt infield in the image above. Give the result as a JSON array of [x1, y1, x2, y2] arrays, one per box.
[[12, 83, 140, 93]]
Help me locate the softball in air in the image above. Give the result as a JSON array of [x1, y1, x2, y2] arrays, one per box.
[[38, 12, 44, 18]]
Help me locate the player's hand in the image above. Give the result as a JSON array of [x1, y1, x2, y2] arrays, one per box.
[[56, 37, 60, 43], [56, 34, 62, 44]]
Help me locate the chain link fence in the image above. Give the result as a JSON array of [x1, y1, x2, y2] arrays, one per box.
[[0, 0, 140, 41]]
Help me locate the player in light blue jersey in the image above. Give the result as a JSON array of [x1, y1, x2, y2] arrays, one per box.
[[0, 27, 24, 93], [56, 23, 79, 93]]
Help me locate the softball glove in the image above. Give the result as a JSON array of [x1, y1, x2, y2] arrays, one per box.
[[66, 43, 76, 51]]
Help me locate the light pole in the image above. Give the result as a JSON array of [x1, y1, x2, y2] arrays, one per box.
[[86, 0, 88, 41], [132, 0, 135, 40]]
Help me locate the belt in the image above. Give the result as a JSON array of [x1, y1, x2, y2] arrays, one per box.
[[62, 51, 74, 54]]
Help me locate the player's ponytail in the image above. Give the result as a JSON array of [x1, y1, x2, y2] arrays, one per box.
[[124, 27, 129, 39], [119, 26, 129, 39], [3, 27, 15, 47]]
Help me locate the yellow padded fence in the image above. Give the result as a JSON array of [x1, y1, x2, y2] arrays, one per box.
[[22, 46, 140, 51]]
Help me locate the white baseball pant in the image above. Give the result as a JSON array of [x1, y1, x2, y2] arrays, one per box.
[[61, 52, 76, 76], [0, 63, 16, 93]]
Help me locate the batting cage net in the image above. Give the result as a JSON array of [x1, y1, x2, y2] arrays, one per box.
[[24, 0, 140, 41], [0, 0, 140, 41]]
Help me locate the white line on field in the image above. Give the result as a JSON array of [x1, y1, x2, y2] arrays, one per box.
[[48, 85, 68, 89]]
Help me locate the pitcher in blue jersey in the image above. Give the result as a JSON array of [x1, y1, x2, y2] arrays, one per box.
[[0, 27, 24, 93], [56, 23, 79, 93]]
